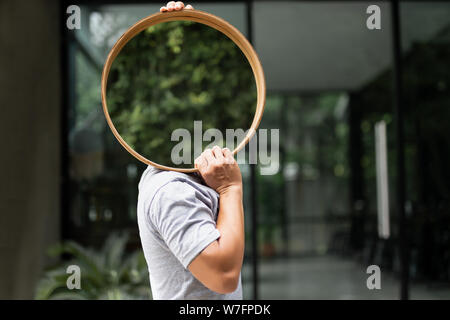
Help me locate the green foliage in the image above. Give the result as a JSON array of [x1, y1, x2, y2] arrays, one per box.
[[107, 21, 256, 167], [35, 233, 151, 300]]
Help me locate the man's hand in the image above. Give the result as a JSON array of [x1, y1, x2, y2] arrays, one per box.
[[195, 146, 242, 195], [160, 1, 193, 12]]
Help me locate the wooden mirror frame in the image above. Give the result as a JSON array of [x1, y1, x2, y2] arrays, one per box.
[[101, 9, 266, 172]]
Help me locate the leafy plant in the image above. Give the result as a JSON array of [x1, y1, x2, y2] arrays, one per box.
[[35, 232, 151, 300], [107, 20, 256, 167]]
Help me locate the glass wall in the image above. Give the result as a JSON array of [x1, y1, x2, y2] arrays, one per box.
[[400, 1, 450, 299], [253, 1, 400, 299]]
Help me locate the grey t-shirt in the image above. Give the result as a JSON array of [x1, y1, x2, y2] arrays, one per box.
[[137, 166, 243, 300]]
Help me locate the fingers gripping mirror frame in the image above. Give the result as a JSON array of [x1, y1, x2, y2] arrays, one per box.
[[101, 9, 266, 172]]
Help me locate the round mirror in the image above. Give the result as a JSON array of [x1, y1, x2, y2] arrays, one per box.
[[102, 10, 265, 172]]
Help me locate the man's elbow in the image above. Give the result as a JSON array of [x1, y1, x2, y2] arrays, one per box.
[[215, 269, 240, 294]]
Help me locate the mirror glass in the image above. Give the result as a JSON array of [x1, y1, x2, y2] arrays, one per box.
[[106, 20, 257, 168]]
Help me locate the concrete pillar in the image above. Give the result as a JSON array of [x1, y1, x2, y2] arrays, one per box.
[[0, 0, 61, 299]]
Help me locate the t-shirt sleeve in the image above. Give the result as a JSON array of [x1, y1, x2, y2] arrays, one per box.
[[149, 181, 221, 269]]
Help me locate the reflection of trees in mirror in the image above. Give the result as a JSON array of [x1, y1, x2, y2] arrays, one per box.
[[35, 232, 151, 300], [107, 21, 257, 167]]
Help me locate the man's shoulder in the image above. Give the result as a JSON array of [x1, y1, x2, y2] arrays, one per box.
[[139, 167, 184, 200], [138, 166, 219, 216], [137, 167, 190, 222], [139, 166, 197, 193], [139, 166, 216, 202]]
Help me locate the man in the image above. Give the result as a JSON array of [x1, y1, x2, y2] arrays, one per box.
[[137, 2, 244, 299], [138, 144, 244, 299]]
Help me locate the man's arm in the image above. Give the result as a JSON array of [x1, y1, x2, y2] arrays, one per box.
[[189, 146, 244, 294]]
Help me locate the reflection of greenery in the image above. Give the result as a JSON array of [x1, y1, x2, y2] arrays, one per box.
[[35, 233, 151, 300], [107, 21, 256, 167]]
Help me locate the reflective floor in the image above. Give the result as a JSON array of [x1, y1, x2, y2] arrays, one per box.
[[243, 255, 450, 300]]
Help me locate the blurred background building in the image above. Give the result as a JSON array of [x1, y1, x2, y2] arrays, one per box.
[[1, 0, 450, 299]]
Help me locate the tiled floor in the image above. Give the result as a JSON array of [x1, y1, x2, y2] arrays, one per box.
[[242, 255, 450, 299]]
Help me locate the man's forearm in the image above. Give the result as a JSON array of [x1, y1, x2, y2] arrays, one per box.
[[215, 185, 245, 275], [189, 146, 245, 293]]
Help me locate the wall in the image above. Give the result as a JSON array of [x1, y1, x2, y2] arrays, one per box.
[[0, 0, 61, 299]]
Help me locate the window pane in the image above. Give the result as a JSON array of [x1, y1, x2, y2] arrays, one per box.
[[254, 1, 400, 299], [400, 1, 450, 299]]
